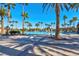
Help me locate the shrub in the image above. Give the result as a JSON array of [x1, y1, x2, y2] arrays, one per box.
[[9, 30, 20, 35]]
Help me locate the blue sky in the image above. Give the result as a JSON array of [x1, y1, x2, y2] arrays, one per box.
[[1, 3, 79, 29]]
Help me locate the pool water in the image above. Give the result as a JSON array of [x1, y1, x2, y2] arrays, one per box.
[[25, 31, 65, 35], [25, 31, 53, 35], [25, 31, 78, 36]]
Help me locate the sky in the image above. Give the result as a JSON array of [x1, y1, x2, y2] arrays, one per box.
[[1, 3, 79, 29]]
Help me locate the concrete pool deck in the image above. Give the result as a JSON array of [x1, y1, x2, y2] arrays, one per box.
[[0, 34, 79, 56]]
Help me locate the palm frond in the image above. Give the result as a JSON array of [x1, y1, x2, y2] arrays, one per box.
[[42, 3, 48, 12], [60, 4, 64, 11], [12, 3, 16, 9], [0, 7, 6, 16], [63, 4, 69, 11]]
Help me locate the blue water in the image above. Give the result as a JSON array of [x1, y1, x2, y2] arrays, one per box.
[[25, 31, 78, 35], [25, 31, 65, 35], [25, 31, 55, 35]]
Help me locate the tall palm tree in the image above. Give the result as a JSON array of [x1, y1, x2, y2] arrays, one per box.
[[70, 4, 79, 29], [39, 22, 43, 30], [10, 24, 14, 30], [69, 19, 73, 32], [27, 23, 32, 30], [10, 20, 18, 30], [21, 3, 28, 34], [35, 23, 40, 31], [0, 6, 6, 34], [25, 21, 31, 29], [42, 3, 72, 40], [35, 23, 40, 28], [63, 15, 67, 28], [22, 12, 29, 34], [72, 17, 77, 27], [24, 21, 29, 25], [69, 19, 73, 27], [15, 21, 18, 30], [61, 24, 64, 32], [10, 20, 15, 30], [5, 3, 16, 33], [45, 23, 51, 33], [50, 22, 55, 29]]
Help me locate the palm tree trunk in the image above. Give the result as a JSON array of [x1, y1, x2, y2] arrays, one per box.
[[55, 4, 60, 40], [8, 4, 10, 25], [64, 19, 66, 29], [22, 4, 25, 34], [12, 25, 14, 31], [64, 19, 65, 28], [22, 18, 25, 34], [16, 23, 17, 30], [1, 16, 4, 34], [7, 4, 10, 34]]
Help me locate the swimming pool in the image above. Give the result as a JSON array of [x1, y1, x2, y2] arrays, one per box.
[[25, 31, 54, 35], [25, 31, 66, 36], [25, 31, 78, 36]]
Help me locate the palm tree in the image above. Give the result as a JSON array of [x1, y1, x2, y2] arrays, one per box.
[[63, 15, 67, 28], [45, 23, 51, 32], [27, 23, 32, 30], [24, 21, 29, 25], [70, 4, 79, 12], [22, 12, 29, 34], [35, 23, 40, 31], [50, 22, 55, 30], [10, 24, 14, 30], [5, 3, 16, 33], [72, 17, 77, 27], [61, 24, 64, 32], [9, 21, 14, 30], [71, 17, 78, 32], [70, 4, 79, 30], [25, 21, 32, 30], [69, 19, 72, 27], [35, 23, 40, 28], [39, 22, 43, 30], [15, 21, 18, 30], [21, 3, 28, 34], [66, 23, 70, 32], [42, 3, 72, 40], [0, 6, 6, 34], [69, 19, 73, 32]]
